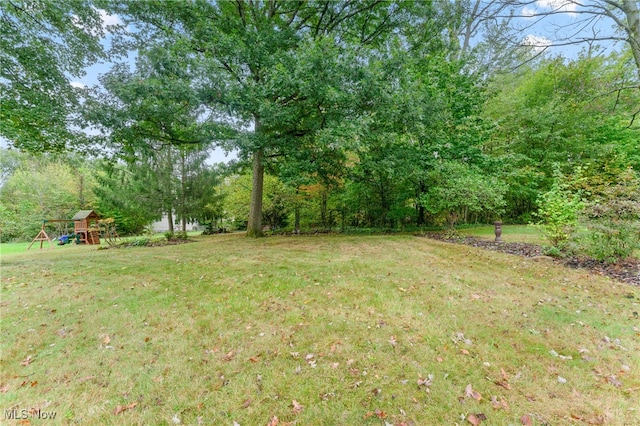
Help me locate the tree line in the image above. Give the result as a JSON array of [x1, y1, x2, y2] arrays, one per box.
[[1, 1, 639, 258]]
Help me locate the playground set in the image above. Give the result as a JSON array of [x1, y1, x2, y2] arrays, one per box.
[[28, 210, 119, 250]]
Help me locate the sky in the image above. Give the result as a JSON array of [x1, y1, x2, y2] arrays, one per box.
[[516, 0, 627, 57]]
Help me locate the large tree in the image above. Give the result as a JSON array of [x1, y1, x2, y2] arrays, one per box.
[[102, 0, 408, 236], [0, 0, 107, 151]]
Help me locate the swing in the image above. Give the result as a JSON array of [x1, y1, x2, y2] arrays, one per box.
[[27, 219, 75, 250]]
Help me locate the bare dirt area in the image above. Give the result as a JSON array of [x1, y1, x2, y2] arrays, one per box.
[[425, 233, 640, 287]]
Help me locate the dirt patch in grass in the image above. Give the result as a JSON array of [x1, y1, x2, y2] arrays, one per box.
[[426, 233, 640, 287]]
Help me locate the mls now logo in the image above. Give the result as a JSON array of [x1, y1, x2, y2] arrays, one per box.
[[4, 408, 57, 420]]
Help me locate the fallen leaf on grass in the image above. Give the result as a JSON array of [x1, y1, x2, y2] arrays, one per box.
[[490, 396, 509, 411], [494, 380, 511, 390], [374, 409, 387, 419], [222, 351, 235, 361], [241, 399, 252, 408], [607, 375, 622, 387], [500, 368, 509, 381], [0, 384, 9, 393], [291, 400, 303, 414], [467, 413, 487, 425], [570, 413, 605, 425], [20, 356, 33, 366], [101, 334, 111, 345], [267, 415, 278, 426], [464, 384, 482, 401], [388, 336, 397, 347], [114, 402, 137, 415], [248, 353, 262, 363], [417, 374, 434, 391], [521, 414, 533, 426]]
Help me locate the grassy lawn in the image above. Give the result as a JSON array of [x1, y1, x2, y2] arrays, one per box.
[[1, 234, 638, 425], [1, 241, 41, 255], [459, 225, 546, 245]]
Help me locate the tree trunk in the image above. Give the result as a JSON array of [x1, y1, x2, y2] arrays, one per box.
[[247, 147, 265, 237], [417, 204, 425, 226], [623, 0, 640, 80], [180, 149, 187, 232], [78, 173, 85, 208], [320, 191, 327, 228], [167, 209, 174, 234], [294, 189, 301, 234]]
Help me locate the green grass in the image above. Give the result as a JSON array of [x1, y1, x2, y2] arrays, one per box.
[[459, 224, 546, 245], [0, 231, 205, 255], [0, 241, 42, 255], [1, 234, 639, 425]]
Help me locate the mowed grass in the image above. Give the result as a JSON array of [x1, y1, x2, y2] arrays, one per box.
[[1, 234, 639, 425], [459, 225, 546, 245]]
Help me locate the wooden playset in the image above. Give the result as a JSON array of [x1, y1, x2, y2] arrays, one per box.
[[28, 210, 109, 250]]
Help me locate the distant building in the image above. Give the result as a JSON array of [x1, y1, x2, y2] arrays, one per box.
[[151, 214, 201, 233]]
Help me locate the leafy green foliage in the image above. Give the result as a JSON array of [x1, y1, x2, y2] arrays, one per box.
[[577, 168, 640, 263], [222, 173, 295, 231], [484, 54, 640, 221], [92, 160, 161, 235], [0, 1, 107, 151], [533, 169, 585, 248], [0, 153, 93, 241], [420, 161, 506, 228]]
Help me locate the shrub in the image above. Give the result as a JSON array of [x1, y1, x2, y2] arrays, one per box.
[[542, 245, 562, 258], [174, 231, 189, 240], [584, 222, 639, 263], [420, 161, 506, 229], [533, 169, 585, 249], [129, 237, 151, 247], [576, 168, 640, 263]]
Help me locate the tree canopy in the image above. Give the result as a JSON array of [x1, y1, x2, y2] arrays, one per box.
[[1, 0, 638, 248], [0, 0, 108, 151]]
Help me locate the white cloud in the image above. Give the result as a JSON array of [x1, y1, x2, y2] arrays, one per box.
[[71, 8, 122, 35], [535, 0, 577, 14], [97, 9, 121, 29], [521, 6, 537, 17], [521, 35, 552, 52], [70, 81, 87, 89]]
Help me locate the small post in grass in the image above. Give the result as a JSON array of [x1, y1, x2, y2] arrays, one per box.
[[494, 221, 503, 242]]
